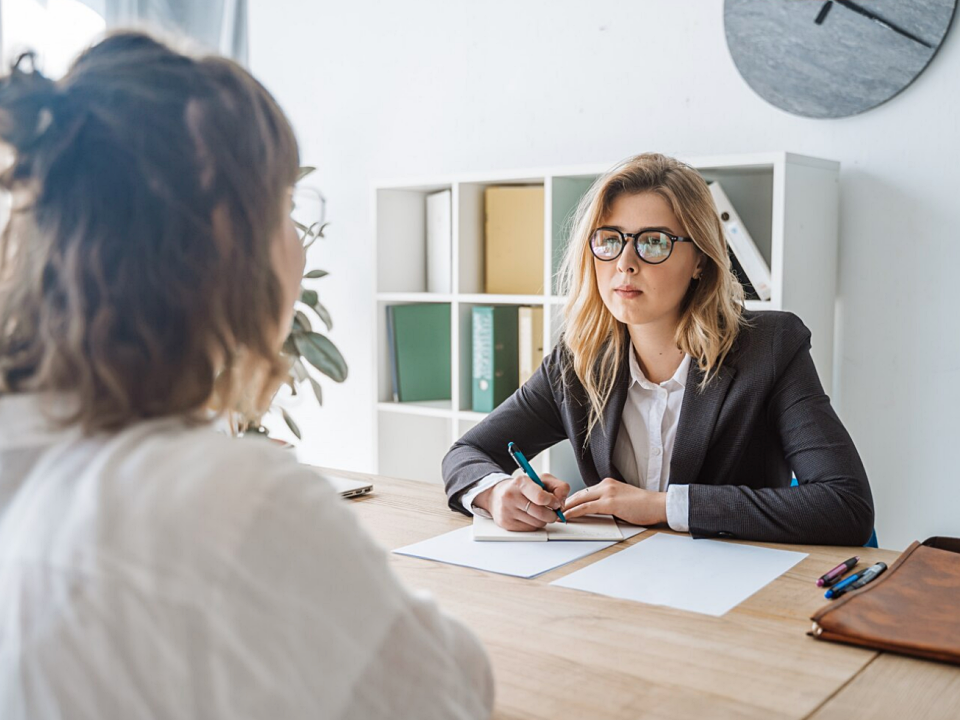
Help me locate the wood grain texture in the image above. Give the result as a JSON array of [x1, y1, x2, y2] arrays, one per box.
[[808, 654, 960, 720], [324, 469, 955, 719]]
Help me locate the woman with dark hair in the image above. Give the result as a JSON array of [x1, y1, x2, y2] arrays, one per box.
[[0, 33, 492, 719]]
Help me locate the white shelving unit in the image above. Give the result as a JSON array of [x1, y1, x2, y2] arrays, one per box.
[[373, 152, 840, 486]]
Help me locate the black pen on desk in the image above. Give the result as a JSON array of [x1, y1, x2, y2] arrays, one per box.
[[846, 562, 887, 591]]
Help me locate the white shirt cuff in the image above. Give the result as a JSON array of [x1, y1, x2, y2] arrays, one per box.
[[460, 473, 513, 517], [665, 484, 690, 533]]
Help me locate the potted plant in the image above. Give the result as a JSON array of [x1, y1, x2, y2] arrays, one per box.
[[240, 167, 347, 441]]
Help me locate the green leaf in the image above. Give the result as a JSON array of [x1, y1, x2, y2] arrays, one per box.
[[308, 377, 323, 405], [303, 269, 328, 279], [282, 336, 299, 358], [297, 166, 316, 182], [280, 407, 302, 440], [294, 310, 313, 333], [300, 289, 319, 308], [291, 358, 309, 383], [294, 331, 348, 383], [313, 301, 333, 331], [298, 288, 333, 331], [302, 222, 329, 250]]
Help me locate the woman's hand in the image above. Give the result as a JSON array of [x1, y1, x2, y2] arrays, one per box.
[[563, 478, 667, 526], [473, 474, 570, 531]]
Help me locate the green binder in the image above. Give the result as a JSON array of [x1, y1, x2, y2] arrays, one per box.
[[387, 304, 451, 402], [472, 306, 519, 413]]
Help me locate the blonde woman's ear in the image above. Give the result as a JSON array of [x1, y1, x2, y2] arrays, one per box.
[[693, 259, 705, 280]]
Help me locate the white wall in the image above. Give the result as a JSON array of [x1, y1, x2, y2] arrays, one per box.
[[249, 0, 960, 550]]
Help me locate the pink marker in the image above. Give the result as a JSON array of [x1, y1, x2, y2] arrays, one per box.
[[817, 556, 859, 587]]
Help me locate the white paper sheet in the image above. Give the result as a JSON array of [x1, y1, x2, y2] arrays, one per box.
[[394, 524, 646, 579], [551, 532, 808, 616], [472, 514, 624, 542]]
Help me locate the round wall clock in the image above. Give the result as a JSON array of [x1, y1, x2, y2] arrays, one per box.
[[725, 0, 957, 118]]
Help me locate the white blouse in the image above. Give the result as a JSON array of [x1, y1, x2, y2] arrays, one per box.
[[0, 394, 493, 720], [612, 350, 690, 532]]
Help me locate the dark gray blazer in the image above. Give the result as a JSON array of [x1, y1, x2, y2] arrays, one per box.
[[442, 311, 874, 546]]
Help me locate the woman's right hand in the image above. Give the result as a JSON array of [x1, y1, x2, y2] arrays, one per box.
[[472, 474, 570, 531]]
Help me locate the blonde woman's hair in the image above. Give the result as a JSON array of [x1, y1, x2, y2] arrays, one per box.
[[0, 31, 300, 432], [557, 153, 747, 442]]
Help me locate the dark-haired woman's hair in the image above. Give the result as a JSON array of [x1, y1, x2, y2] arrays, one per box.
[[0, 31, 300, 431]]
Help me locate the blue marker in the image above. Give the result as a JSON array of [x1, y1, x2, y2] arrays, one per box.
[[507, 442, 566, 523], [825, 572, 861, 599]]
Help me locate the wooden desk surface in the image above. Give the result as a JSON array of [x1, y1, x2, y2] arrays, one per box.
[[331, 470, 959, 720]]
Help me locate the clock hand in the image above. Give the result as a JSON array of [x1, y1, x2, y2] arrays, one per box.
[[833, 0, 933, 48], [815, 1, 833, 26]]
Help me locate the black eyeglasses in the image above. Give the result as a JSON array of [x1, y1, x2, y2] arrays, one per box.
[[590, 227, 695, 264]]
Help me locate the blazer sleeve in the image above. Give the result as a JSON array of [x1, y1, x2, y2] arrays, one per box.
[[442, 345, 569, 514], [688, 320, 875, 546]]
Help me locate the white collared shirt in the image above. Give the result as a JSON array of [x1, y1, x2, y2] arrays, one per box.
[[461, 351, 691, 532], [613, 350, 690, 532], [0, 394, 493, 720]]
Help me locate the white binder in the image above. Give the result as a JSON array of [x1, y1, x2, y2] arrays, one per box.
[[426, 189, 452, 293], [709, 181, 771, 301]]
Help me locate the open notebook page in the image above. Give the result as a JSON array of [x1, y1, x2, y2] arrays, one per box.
[[472, 514, 624, 542]]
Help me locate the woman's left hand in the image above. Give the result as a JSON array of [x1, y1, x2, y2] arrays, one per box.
[[563, 478, 668, 526]]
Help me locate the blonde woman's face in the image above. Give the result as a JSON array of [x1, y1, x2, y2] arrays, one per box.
[[593, 192, 702, 329], [272, 190, 307, 344]]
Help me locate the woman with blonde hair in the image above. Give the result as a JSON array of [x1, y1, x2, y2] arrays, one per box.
[[0, 32, 492, 719], [443, 153, 874, 545]]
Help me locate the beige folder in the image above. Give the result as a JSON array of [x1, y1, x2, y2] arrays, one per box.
[[484, 186, 545, 295]]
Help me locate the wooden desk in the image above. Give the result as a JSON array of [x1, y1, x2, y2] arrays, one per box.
[[334, 471, 959, 720]]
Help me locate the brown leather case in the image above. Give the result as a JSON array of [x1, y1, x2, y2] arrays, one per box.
[[810, 537, 960, 665]]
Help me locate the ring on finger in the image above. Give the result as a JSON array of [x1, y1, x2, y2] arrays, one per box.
[[524, 499, 532, 513]]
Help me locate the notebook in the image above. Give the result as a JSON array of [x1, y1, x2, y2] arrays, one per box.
[[472, 514, 624, 542]]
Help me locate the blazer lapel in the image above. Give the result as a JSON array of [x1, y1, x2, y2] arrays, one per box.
[[669, 361, 737, 486], [588, 344, 632, 483]]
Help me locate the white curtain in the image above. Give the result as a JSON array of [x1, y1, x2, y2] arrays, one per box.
[[78, 0, 248, 63]]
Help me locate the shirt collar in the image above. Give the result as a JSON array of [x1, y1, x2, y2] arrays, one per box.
[[628, 349, 691, 391]]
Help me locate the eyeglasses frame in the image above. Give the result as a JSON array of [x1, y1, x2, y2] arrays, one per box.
[[590, 226, 696, 264]]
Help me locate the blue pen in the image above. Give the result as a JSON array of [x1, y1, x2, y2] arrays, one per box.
[[824, 572, 861, 599], [507, 442, 567, 523]]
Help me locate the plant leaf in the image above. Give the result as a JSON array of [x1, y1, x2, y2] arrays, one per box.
[[313, 301, 333, 331], [308, 377, 323, 405], [303, 269, 328, 279], [282, 336, 299, 358], [300, 289, 319, 308], [280, 407, 302, 440], [294, 331, 348, 382], [294, 310, 313, 333], [297, 166, 316, 182], [291, 358, 309, 383]]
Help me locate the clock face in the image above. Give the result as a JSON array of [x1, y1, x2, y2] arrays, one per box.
[[725, 0, 957, 118]]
